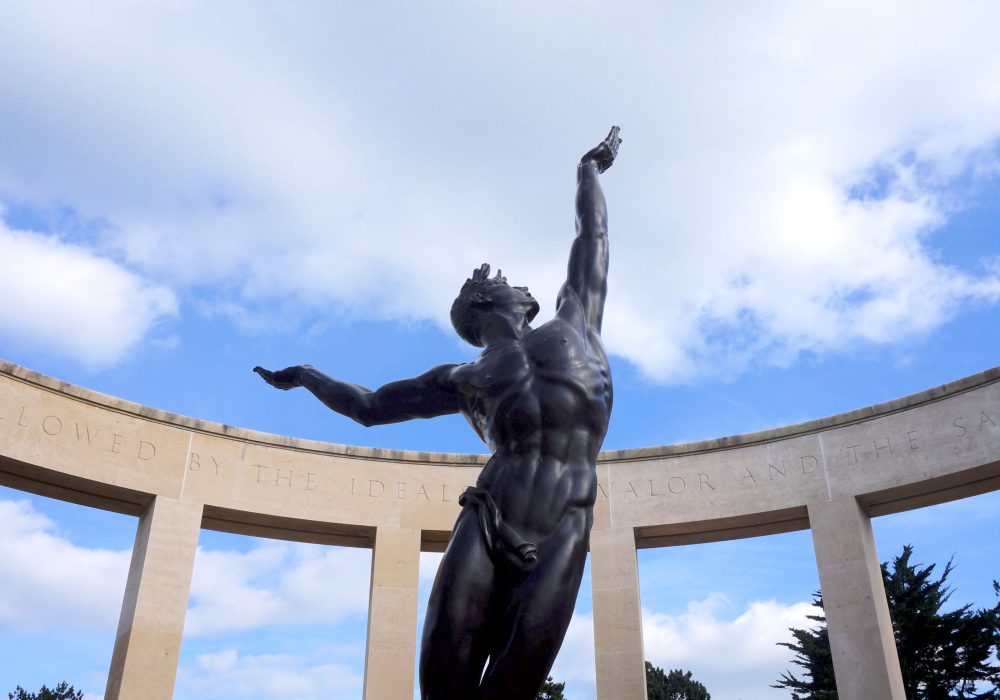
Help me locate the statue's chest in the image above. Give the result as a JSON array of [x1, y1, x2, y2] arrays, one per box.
[[459, 324, 609, 435], [466, 327, 587, 391]]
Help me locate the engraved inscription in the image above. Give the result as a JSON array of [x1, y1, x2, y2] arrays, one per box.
[[41, 415, 63, 436], [137, 440, 156, 461], [845, 431, 919, 467], [768, 461, 786, 480], [980, 410, 997, 430], [3, 405, 158, 462]]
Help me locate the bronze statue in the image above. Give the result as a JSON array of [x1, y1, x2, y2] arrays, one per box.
[[254, 126, 621, 699]]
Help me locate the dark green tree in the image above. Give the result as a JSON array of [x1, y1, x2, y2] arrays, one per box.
[[536, 676, 567, 700], [774, 545, 1000, 699], [7, 683, 84, 700], [772, 593, 837, 699], [646, 661, 711, 700]]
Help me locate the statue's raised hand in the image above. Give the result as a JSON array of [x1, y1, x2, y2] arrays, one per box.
[[580, 126, 621, 173], [253, 365, 308, 390]]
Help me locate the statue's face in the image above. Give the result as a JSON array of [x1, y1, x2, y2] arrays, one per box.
[[482, 281, 540, 323]]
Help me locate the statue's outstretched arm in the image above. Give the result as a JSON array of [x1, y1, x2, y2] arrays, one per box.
[[253, 364, 461, 426], [561, 126, 621, 333]]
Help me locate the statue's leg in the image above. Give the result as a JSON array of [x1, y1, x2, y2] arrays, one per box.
[[419, 508, 497, 700], [478, 509, 590, 700]]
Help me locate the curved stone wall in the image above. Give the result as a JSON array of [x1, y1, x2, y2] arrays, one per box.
[[2, 359, 999, 700]]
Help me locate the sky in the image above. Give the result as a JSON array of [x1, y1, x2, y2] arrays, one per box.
[[1, 1, 999, 698]]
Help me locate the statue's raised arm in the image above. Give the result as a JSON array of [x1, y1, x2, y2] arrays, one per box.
[[559, 125, 621, 334]]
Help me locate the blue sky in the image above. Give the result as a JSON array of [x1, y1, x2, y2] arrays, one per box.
[[1, 2, 1000, 699]]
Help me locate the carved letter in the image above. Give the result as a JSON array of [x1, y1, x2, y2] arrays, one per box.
[[979, 411, 996, 431], [596, 482, 609, 499], [846, 444, 862, 464], [75, 423, 99, 444], [624, 481, 639, 498], [137, 440, 156, 460], [17, 407, 28, 428], [668, 476, 686, 494], [369, 480, 384, 497], [800, 455, 819, 474], [210, 456, 224, 475], [110, 433, 123, 454], [351, 478, 358, 496], [698, 473, 715, 491], [189, 452, 202, 471], [416, 484, 430, 501], [306, 473, 317, 491], [41, 415, 63, 436], [275, 469, 292, 487], [741, 467, 756, 486], [397, 482, 406, 499], [441, 485, 450, 502], [649, 480, 662, 497], [768, 461, 786, 480], [255, 464, 268, 482], [873, 437, 892, 458], [953, 417, 967, 437], [906, 431, 918, 450]]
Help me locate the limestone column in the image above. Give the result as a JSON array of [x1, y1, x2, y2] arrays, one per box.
[[363, 526, 421, 700], [106, 495, 203, 700], [807, 497, 905, 700], [590, 526, 647, 700]]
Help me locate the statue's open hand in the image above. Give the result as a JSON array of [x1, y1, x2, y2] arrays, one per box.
[[581, 126, 621, 173], [253, 365, 305, 390]]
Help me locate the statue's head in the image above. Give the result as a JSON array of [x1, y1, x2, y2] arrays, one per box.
[[451, 263, 539, 347]]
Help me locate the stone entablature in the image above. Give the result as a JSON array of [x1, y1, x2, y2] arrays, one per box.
[[2, 359, 999, 700]]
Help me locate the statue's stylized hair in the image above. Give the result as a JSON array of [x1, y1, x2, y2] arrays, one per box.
[[451, 263, 505, 347]]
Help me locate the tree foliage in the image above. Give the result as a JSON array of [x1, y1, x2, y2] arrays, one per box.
[[7, 683, 84, 700], [774, 545, 1000, 699], [536, 676, 567, 700], [646, 661, 712, 700]]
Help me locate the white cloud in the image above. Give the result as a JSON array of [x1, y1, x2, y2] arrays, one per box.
[[550, 612, 597, 691], [1, 3, 1000, 379], [185, 540, 371, 636], [0, 498, 130, 632], [543, 595, 816, 700], [0, 221, 176, 367], [643, 594, 816, 700], [176, 645, 363, 700]]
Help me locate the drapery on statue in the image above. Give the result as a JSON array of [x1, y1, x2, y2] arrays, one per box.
[[254, 126, 621, 700]]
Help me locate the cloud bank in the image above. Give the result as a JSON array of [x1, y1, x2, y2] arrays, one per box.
[[1, 2, 999, 379], [549, 595, 815, 700], [0, 221, 176, 367]]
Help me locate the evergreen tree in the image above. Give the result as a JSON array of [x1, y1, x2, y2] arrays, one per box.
[[774, 545, 1000, 699], [536, 676, 567, 700], [773, 593, 837, 699], [7, 683, 84, 700], [646, 661, 711, 700]]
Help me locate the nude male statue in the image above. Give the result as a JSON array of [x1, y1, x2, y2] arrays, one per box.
[[254, 126, 621, 700]]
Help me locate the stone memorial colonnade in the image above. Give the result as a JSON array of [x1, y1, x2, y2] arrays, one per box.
[[2, 360, 1000, 699]]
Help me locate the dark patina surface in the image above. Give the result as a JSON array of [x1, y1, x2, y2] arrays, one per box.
[[255, 127, 621, 700]]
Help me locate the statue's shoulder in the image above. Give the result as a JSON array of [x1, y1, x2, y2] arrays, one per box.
[[554, 285, 589, 336]]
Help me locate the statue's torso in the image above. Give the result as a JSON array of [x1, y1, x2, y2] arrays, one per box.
[[454, 314, 612, 538]]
